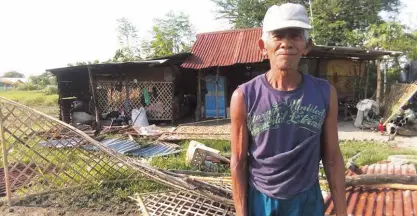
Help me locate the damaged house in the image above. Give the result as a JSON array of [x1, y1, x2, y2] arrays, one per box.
[[47, 53, 198, 126], [181, 27, 401, 121]]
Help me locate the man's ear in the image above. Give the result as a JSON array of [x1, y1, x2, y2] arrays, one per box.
[[258, 38, 267, 56], [303, 38, 313, 55]]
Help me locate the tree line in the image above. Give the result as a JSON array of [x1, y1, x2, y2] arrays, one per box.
[[67, 11, 196, 65], [211, 0, 417, 60], [4, 2, 416, 90]]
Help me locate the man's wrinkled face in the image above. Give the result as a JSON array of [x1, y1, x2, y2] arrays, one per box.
[[259, 28, 311, 71]]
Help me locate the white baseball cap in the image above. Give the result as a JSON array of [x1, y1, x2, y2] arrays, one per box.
[[262, 3, 312, 32]]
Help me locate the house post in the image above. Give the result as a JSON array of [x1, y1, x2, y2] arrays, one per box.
[[88, 66, 100, 129], [376, 59, 382, 113], [364, 60, 370, 99], [196, 70, 202, 121]]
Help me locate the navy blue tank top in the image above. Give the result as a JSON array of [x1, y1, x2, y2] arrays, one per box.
[[238, 72, 330, 199]]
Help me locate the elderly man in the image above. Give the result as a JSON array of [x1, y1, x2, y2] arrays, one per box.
[[230, 3, 347, 216]]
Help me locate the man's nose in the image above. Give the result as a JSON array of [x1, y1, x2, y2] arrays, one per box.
[[279, 37, 294, 49]]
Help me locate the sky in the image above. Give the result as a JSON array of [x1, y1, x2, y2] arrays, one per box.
[[0, 0, 416, 76]]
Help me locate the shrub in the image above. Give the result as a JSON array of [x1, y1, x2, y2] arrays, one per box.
[[16, 83, 40, 91], [43, 85, 58, 95]]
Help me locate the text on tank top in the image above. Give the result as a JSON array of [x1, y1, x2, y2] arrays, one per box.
[[238, 72, 330, 199]]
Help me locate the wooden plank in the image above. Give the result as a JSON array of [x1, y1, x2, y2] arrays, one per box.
[[382, 83, 417, 126]]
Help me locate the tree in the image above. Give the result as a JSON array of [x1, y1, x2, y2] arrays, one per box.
[[364, 22, 417, 59], [363, 22, 417, 81], [212, 0, 309, 29], [2, 71, 25, 78], [28, 72, 56, 87], [211, 0, 401, 46], [142, 11, 195, 58], [67, 60, 100, 67], [113, 17, 141, 62]]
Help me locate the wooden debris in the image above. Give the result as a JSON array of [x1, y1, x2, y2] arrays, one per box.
[[129, 194, 149, 216], [345, 174, 417, 186], [167, 170, 230, 177], [346, 153, 363, 175]]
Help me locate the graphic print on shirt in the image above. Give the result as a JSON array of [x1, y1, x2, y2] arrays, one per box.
[[247, 97, 326, 136]]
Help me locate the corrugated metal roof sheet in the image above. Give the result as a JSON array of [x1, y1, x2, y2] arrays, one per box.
[[181, 28, 401, 69], [83, 138, 181, 158], [181, 28, 265, 69], [324, 163, 417, 216]]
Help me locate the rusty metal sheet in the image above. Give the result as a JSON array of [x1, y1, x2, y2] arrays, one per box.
[[181, 28, 265, 69], [324, 163, 417, 216]]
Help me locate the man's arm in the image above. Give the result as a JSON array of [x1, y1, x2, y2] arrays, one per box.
[[230, 88, 249, 216], [322, 85, 347, 216]]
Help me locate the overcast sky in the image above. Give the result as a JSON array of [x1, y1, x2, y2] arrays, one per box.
[[0, 0, 416, 76]]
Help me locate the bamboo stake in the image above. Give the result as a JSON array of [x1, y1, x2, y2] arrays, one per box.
[[0, 105, 12, 206], [376, 59, 381, 113], [364, 61, 370, 98], [88, 66, 100, 129]]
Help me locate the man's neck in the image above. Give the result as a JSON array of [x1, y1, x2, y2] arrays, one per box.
[[266, 69, 302, 91]]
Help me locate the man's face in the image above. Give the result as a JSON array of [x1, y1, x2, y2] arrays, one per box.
[[259, 28, 311, 71]]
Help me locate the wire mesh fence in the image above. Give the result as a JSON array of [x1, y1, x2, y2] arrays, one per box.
[[95, 81, 173, 121], [0, 97, 234, 215]]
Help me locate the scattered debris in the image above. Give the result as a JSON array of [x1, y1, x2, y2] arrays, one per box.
[[186, 140, 230, 169], [354, 99, 379, 129], [346, 153, 363, 175], [130, 190, 235, 216], [82, 138, 181, 158]]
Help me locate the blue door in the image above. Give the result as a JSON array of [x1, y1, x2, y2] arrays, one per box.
[[205, 76, 226, 118]]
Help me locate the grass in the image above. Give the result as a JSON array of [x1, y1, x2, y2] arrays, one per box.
[[150, 139, 417, 175], [150, 139, 231, 173], [0, 90, 58, 106], [0, 90, 59, 117], [339, 140, 417, 166]]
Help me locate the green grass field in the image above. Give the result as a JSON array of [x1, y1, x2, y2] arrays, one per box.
[[150, 139, 417, 173], [0, 90, 59, 117]]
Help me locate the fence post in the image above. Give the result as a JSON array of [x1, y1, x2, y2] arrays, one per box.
[[0, 104, 12, 205]]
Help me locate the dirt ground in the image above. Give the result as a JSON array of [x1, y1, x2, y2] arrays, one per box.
[[338, 121, 417, 150], [0, 206, 121, 216]]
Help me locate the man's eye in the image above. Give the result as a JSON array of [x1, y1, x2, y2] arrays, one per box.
[[273, 35, 281, 39]]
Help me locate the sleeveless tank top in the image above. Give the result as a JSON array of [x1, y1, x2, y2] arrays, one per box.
[[238, 72, 330, 199]]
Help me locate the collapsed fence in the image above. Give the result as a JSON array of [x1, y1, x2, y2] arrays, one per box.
[[0, 97, 234, 215]]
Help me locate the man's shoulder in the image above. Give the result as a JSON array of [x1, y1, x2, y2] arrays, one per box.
[[305, 74, 330, 86]]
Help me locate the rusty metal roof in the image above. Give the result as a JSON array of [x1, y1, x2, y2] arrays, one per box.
[[181, 28, 266, 69], [181, 28, 401, 69], [324, 163, 417, 216]]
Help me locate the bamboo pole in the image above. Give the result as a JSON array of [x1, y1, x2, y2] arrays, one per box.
[[319, 180, 417, 190], [196, 70, 202, 121], [0, 105, 12, 206], [88, 66, 100, 129], [376, 60, 381, 113], [384, 60, 387, 96], [364, 61, 370, 98]]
